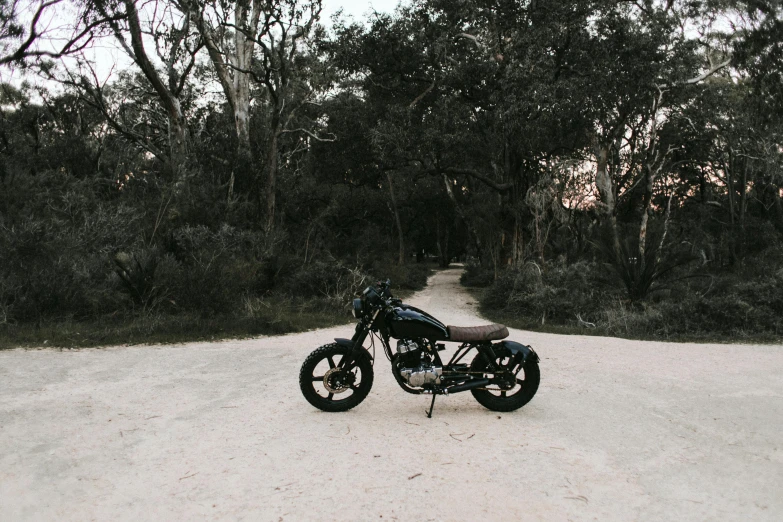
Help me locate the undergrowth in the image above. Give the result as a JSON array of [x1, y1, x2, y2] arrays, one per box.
[[466, 256, 783, 343], [0, 258, 433, 350]]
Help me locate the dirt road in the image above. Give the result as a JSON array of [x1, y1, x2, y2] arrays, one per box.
[[1, 268, 782, 521]]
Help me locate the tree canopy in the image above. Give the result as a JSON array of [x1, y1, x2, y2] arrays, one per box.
[[1, 0, 782, 343]]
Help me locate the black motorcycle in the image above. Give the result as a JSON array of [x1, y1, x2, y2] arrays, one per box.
[[299, 279, 540, 417]]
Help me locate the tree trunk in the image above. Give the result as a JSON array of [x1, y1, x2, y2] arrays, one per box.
[[435, 218, 450, 268], [638, 166, 656, 269], [231, 0, 256, 159], [265, 125, 280, 234], [123, 0, 188, 176], [699, 167, 707, 203], [767, 183, 783, 235], [512, 216, 524, 268], [726, 158, 738, 266], [386, 172, 405, 265], [168, 101, 188, 177], [442, 226, 450, 268], [442, 173, 482, 259], [595, 141, 621, 258], [774, 186, 783, 235], [739, 159, 748, 257], [195, 0, 260, 190]]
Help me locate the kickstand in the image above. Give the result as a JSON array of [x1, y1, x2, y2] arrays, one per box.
[[426, 392, 437, 418]]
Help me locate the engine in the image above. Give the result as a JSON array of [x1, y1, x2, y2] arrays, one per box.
[[396, 340, 442, 387]]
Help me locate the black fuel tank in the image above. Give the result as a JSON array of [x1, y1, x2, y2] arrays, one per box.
[[388, 305, 448, 340]]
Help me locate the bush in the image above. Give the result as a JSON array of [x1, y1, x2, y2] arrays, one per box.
[[460, 260, 494, 288], [280, 259, 369, 309], [0, 208, 128, 322], [479, 261, 613, 327], [472, 254, 783, 340], [370, 261, 431, 291]]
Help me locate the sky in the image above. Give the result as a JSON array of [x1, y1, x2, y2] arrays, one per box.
[[0, 0, 406, 90], [322, 0, 402, 21]]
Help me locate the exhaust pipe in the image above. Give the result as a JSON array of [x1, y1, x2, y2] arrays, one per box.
[[446, 378, 490, 394]]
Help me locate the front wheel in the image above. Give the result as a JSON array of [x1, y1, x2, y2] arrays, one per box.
[[469, 348, 540, 412], [299, 343, 374, 412]]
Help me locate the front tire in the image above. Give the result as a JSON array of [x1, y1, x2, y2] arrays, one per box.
[[469, 348, 540, 412], [299, 343, 374, 412]]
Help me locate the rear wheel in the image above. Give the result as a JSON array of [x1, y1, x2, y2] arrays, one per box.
[[299, 343, 374, 412], [469, 348, 539, 412]]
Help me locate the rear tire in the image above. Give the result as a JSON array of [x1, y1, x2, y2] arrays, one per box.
[[299, 343, 374, 412], [469, 349, 540, 412]]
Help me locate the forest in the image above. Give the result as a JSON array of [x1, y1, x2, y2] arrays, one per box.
[[0, 0, 781, 347]]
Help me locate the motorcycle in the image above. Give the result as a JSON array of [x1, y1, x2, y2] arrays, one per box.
[[299, 279, 540, 417]]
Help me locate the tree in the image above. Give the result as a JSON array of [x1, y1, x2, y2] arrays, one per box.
[[231, 0, 330, 232], [82, 0, 201, 177], [185, 0, 260, 191], [0, 0, 121, 66]]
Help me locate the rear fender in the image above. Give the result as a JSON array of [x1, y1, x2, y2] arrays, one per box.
[[495, 340, 539, 365]]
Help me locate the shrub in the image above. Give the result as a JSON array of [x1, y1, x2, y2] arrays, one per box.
[[473, 254, 783, 340], [479, 261, 614, 327], [593, 232, 697, 302], [280, 259, 369, 308], [369, 261, 431, 291], [460, 260, 494, 288]]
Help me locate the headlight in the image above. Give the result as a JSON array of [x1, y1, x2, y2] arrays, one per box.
[[352, 298, 363, 318]]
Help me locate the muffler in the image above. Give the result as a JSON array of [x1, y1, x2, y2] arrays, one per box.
[[446, 378, 490, 394]]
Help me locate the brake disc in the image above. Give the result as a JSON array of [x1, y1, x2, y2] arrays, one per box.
[[322, 368, 350, 394]]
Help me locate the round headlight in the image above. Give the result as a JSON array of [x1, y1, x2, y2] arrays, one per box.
[[352, 298, 363, 318]]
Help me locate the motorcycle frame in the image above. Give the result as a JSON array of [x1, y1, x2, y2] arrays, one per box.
[[336, 307, 535, 393]]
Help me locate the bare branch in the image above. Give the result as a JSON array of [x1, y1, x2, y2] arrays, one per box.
[[409, 78, 435, 108], [0, 1, 124, 66], [279, 127, 336, 142], [656, 58, 732, 89], [436, 167, 513, 192], [456, 33, 483, 49], [683, 58, 731, 85]]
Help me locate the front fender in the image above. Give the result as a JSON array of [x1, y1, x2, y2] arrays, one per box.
[[497, 340, 539, 365], [334, 338, 374, 361]]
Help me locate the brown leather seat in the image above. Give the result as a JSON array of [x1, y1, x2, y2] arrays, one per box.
[[447, 324, 509, 342]]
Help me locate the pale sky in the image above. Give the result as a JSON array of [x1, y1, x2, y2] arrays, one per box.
[[1, 0, 405, 89], [322, 0, 402, 21]]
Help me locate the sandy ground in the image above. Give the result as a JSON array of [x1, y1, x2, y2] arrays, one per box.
[[1, 268, 782, 521]]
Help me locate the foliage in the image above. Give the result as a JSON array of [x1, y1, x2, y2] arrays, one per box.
[[460, 260, 494, 288], [1, 0, 782, 344], [476, 251, 783, 341], [593, 229, 698, 302]]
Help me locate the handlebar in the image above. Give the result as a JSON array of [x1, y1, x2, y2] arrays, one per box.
[[376, 279, 392, 298]]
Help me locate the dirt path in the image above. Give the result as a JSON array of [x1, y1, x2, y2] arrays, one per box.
[[1, 268, 782, 521]]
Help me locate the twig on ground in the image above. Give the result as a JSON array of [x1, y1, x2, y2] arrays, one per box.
[[408, 473, 422, 480]]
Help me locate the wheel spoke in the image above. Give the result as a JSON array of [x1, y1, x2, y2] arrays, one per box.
[[327, 356, 335, 368], [516, 378, 525, 385], [500, 390, 507, 398], [311, 375, 324, 382], [327, 392, 334, 400]]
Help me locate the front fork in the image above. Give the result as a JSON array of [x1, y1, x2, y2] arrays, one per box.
[[338, 309, 380, 370]]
